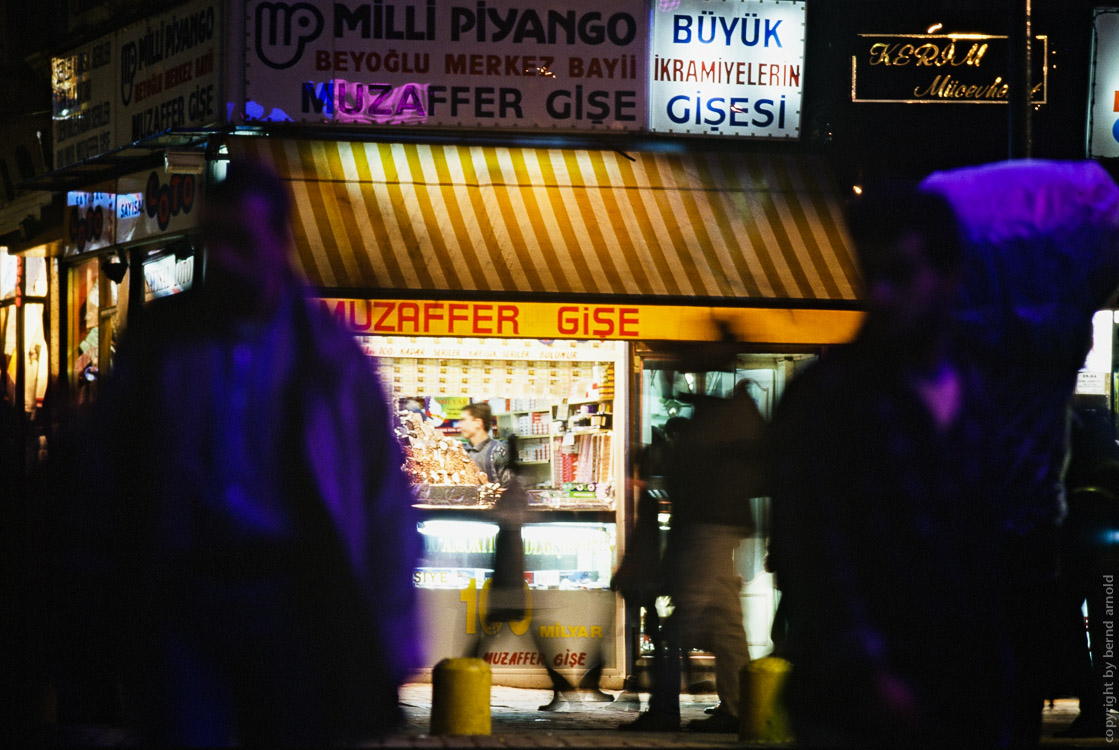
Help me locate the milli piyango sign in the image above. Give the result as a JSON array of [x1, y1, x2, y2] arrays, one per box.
[[851, 33, 1047, 104]]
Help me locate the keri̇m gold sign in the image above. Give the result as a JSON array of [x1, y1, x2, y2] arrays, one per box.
[[851, 33, 1048, 104]]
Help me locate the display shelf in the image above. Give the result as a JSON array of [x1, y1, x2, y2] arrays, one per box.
[[415, 505, 616, 523]]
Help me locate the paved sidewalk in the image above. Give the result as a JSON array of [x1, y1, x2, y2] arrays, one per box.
[[35, 684, 1113, 747]]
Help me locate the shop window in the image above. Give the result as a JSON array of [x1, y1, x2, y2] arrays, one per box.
[[0, 251, 16, 299], [0, 249, 50, 412], [1, 304, 14, 404], [24, 257, 47, 297], [24, 302, 46, 411], [637, 351, 815, 660], [70, 257, 100, 400]]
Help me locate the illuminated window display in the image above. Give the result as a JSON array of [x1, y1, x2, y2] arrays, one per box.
[[0, 251, 50, 411], [359, 334, 626, 687]]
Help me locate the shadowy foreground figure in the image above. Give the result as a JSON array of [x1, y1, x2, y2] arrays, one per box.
[[922, 160, 1119, 746], [769, 183, 1013, 746], [82, 160, 421, 745]]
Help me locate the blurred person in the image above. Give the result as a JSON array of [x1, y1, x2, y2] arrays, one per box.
[[82, 159, 420, 746], [922, 160, 1119, 746], [459, 402, 613, 710], [611, 416, 686, 701], [622, 380, 765, 733], [768, 183, 1012, 747], [1052, 396, 1119, 738]]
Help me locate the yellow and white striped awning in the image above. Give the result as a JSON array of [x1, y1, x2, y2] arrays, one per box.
[[230, 137, 860, 302]]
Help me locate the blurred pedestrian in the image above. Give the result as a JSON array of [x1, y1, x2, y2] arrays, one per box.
[[611, 416, 685, 701], [459, 402, 613, 710], [82, 159, 421, 746], [922, 160, 1119, 747], [1053, 396, 1119, 738], [622, 379, 765, 733], [768, 182, 1011, 746]]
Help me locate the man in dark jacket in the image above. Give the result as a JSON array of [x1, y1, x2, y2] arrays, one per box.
[[769, 183, 1011, 747], [85, 159, 420, 745], [623, 380, 765, 733]]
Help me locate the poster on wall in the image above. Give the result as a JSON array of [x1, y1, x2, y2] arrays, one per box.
[[648, 0, 805, 139], [242, 0, 648, 131], [50, 0, 222, 169], [1088, 9, 1119, 158]]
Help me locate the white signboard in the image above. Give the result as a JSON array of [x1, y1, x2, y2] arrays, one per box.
[[116, 0, 221, 146], [115, 169, 201, 245], [52, 35, 115, 169], [243, 0, 647, 130], [649, 0, 805, 139], [1088, 9, 1119, 158], [143, 253, 196, 301], [50, 0, 222, 169]]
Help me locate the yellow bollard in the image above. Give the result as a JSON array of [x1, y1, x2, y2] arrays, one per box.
[[739, 656, 794, 743], [430, 657, 492, 736]]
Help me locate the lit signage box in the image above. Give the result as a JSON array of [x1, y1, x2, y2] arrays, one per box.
[[318, 297, 862, 344], [647, 0, 805, 139], [852, 32, 1047, 104], [1088, 9, 1119, 158], [243, 0, 648, 131], [143, 253, 195, 301], [64, 189, 116, 256]]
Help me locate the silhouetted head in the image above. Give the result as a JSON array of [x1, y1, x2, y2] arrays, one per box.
[[848, 182, 964, 355], [200, 159, 299, 318]]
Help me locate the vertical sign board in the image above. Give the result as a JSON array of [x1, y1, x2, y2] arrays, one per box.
[[50, 0, 222, 169], [1088, 9, 1119, 158], [115, 0, 222, 147], [243, 0, 647, 130], [52, 35, 115, 169], [648, 0, 805, 139]]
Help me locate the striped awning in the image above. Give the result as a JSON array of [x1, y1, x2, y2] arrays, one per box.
[[229, 137, 860, 303]]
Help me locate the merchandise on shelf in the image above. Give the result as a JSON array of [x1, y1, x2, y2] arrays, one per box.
[[398, 411, 501, 505]]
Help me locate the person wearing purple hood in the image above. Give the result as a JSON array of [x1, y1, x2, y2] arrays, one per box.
[[922, 160, 1119, 747], [82, 159, 421, 745]]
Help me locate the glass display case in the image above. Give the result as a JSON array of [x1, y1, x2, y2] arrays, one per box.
[[413, 519, 618, 679], [357, 335, 628, 687]]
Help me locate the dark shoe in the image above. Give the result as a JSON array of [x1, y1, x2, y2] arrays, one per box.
[[538, 692, 572, 711], [689, 710, 739, 733], [619, 710, 680, 732], [704, 702, 722, 715]]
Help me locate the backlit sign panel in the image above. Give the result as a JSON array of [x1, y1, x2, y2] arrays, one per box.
[[1088, 9, 1119, 158], [243, 0, 648, 131], [648, 0, 805, 139]]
